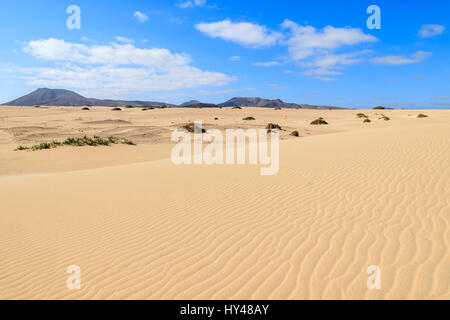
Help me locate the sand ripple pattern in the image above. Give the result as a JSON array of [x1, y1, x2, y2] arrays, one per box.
[[0, 123, 449, 299]]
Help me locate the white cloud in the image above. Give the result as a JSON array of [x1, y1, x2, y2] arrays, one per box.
[[134, 11, 149, 23], [418, 24, 445, 38], [252, 61, 280, 67], [281, 19, 377, 60], [176, 0, 206, 9], [371, 51, 432, 65], [16, 38, 232, 96], [196, 19, 282, 47], [115, 36, 134, 44], [313, 76, 336, 82], [229, 56, 241, 62], [300, 50, 370, 76]]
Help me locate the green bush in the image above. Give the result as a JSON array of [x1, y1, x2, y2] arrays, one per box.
[[15, 136, 136, 151], [311, 117, 328, 125], [373, 106, 385, 110], [181, 123, 206, 133], [266, 123, 282, 131], [243, 117, 256, 121], [417, 113, 428, 118], [15, 146, 29, 151]]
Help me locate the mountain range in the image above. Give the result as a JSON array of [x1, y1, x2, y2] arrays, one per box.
[[3, 88, 346, 110]]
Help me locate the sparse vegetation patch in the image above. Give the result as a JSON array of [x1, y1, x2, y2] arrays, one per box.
[[243, 117, 256, 121], [357, 113, 369, 119], [181, 123, 206, 133], [417, 113, 428, 118], [266, 123, 282, 133], [15, 136, 135, 151], [311, 117, 328, 125]]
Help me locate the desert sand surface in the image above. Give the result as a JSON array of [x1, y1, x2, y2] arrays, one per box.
[[0, 106, 449, 299]]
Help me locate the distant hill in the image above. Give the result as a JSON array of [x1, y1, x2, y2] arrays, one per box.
[[3, 88, 348, 110], [218, 97, 344, 110], [3, 88, 176, 108], [182, 103, 219, 108], [180, 100, 202, 107]]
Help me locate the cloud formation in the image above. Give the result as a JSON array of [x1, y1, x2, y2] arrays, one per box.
[[176, 0, 206, 9], [196, 19, 282, 47], [196, 19, 377, 79], [281, 20, 377, 60], [371, 51, 432, 65], [252, 61, 280, 67], [16, 38, 231, 96], [115, 36, 134, 44], [418, 24, 445, 38], [134, 11, 149, 23]]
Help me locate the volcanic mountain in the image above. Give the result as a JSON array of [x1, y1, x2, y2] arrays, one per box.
[[3, 89, 347, 109], [3, 88, 176, 108]]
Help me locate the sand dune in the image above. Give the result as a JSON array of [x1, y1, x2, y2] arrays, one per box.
[[0, 107, 449, 299]]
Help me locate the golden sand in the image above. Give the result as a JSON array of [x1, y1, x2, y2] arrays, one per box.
[[0, 106, 448, 299]]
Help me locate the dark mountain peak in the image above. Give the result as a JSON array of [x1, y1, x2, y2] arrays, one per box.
[[180, 100, 202, 107], [219, 97, 286, 108], [2, 88, 175, 108]]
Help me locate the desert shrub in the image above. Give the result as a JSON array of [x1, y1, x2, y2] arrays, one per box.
[[243, 117, 256, 121], [417, 113, 428, 118], [112, 107, 122, 111], [266, 123, 282, 133], [15, 146, 29, 151], [214, 117, 219, 120], [82, 107, 90, 111], [379, 115, 390, 121], [291, 131, 300, 137], [275, 108, 282, 110], [232, 106, 242, 110], [357, 113, 369, 119], [373, 106, 385, 110], [31, 142, 52, 151], [363, 118, 371, 123], [121, 139, 136, 145], [311, 117, 328, 125], [126, 105, 134, 109], [34, 106, 40, 108], [15, 136, 136, 151], [181, 123, 206, 133]]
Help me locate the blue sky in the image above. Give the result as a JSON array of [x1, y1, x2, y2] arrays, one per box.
[[0, 0, 449, 108]]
